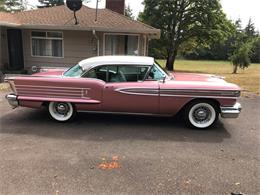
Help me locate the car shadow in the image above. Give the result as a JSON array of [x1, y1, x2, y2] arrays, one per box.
[[0, 108, 231, 143]]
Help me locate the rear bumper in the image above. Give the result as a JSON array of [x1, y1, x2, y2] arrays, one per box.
[[220, 102, 242, 118], [6, 94, 18, 108]]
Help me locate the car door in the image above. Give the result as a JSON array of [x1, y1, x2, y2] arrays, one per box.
[[102, 65, 159, 114]]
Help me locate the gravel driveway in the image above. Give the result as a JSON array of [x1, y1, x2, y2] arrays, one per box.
[[0, 91, 259, 195]]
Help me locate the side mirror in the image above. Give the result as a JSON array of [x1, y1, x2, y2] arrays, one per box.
[[162, 76, 166, 83]]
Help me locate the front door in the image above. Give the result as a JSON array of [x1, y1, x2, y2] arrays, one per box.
[[103, 81, 159, 114], [7, 29, 24, 70], [102, 65, 159, 114]]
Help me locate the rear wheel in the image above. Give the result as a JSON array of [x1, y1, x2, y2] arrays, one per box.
[[184, 101, 219, 129], [48, 102, 75, 122]]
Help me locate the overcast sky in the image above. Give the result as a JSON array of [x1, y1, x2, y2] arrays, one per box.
[[84, 0, 260, 30]]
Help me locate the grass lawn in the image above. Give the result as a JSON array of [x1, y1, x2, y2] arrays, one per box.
[[157, 60, 260, 95]]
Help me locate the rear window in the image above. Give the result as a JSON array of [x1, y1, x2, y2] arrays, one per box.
[[63, 64, 83, 77]]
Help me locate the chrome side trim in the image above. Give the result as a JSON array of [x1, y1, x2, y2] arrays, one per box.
[[5, 94, 19, 108], [115, 87, 239, 98], [16, 87, 82, 93], [160, 89, 241, 97], [221, 102, 242, 118], [15, 84, 90, 90], [18, 96, 100, 104], [116, 91, 158, 96], [16, 85, 91, 99], [115, 87, 159, 91], [160, 94, 238, 99], [115, 88, 159, 96], [78, 110, 172, 117], [17, 90, 82, 95]]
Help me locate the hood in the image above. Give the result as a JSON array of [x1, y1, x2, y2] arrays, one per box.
[[172, 72, 226, 83], [165, 72, 241, 92], [32, 70, 64, 77]]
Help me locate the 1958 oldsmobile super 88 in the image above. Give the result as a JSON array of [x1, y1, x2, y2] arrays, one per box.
[[5, 56, 242, 129]]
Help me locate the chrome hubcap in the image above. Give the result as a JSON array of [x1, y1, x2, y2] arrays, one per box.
[[54, 103, 69, 115], [193, 107, 211, 123]]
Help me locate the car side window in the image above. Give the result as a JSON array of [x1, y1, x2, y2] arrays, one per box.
[[118, 66, 149, 82], [84, 66, 107, 82], [147, 65, 165, 80], [84, 65, 150, 83], [108, 65, 149, 83]]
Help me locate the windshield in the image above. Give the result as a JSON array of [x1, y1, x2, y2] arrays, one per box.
[[154, 61, 170, 76], [63, 64, 83, 77]]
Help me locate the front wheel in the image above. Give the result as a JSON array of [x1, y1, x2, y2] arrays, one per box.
[[48, 102, 75, 122], [184, 101, 219, 129]]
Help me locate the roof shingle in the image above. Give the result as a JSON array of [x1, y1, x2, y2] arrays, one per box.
[[0, 6, 160, 35]]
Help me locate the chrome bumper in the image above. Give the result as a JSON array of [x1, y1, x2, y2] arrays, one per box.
[[6, 94, 19, 108], [220, 102, 242, 118]]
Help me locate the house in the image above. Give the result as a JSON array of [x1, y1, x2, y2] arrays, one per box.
[[0, 0, 160, 73]]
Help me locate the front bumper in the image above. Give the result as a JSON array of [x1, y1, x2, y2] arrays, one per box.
[[220, 102, 242, 118], [6, 94, 18, 108]]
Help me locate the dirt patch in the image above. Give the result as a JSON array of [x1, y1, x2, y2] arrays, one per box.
[[0, 83, 10, 91]]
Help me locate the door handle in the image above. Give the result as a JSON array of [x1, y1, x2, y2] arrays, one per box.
[[105, 86, 114, 89]]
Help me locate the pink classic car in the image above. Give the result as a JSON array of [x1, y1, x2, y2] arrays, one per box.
[[5, 56, 242, 129]]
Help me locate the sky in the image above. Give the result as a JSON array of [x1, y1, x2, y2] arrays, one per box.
[[85, 0, 260, 30], [28, 0, 260, 30]]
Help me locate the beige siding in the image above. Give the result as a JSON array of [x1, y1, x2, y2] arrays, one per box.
[[21, 29, 147, 71], [0, 27, 9, 70], [22, 30, 100, 70]]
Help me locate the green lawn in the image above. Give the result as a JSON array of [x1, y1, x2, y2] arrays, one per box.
[[158, 60, 260, 95]]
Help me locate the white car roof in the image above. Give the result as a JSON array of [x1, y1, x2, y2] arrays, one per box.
[[78, 56, 155, 71]]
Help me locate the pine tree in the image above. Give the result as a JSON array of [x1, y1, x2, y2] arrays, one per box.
[[245, 18, 256, 39], [0, 0, 24, 12], [37, 0, 64, 8], [125, 4, 134, 19]]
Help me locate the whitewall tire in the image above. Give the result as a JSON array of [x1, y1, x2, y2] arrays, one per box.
[[184, 101, 218, 129], [48, 102, 75, 122]]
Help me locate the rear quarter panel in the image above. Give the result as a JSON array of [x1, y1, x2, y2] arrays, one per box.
[[14, 77, 105, 110]]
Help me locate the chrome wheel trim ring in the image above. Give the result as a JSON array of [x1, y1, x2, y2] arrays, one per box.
[[49, 102, 73, 122], [188, 103, 216, 128]]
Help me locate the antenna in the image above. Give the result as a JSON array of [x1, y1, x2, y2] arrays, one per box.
[[95, 0, 99, 22], [66, 0, 83, 25]]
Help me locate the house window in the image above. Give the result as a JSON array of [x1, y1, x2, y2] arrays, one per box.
[[104, 34, 139, 56], [31, 31, 63, 57]]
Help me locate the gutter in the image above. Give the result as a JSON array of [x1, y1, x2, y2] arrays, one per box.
[[0, 22, 20, 27], [0, 23, 161, 38]]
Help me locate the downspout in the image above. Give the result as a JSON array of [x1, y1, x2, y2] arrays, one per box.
[[146, 35, 152, 56], [143, 35, 147, 56], [92, 30, 100, 56]]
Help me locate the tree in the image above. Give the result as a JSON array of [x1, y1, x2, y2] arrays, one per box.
[[0, 0, 5, 11], [245, 18, 256, 39], [125, 4, 134, 19], [0, 0, 24, 12], [243, 19, 260, 64], [37, 0, 64, 8], [230, 41, 253, 74], [229, 19, 253, 74], [251, 37, 260, 63], [139, 0, 232, 70]]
